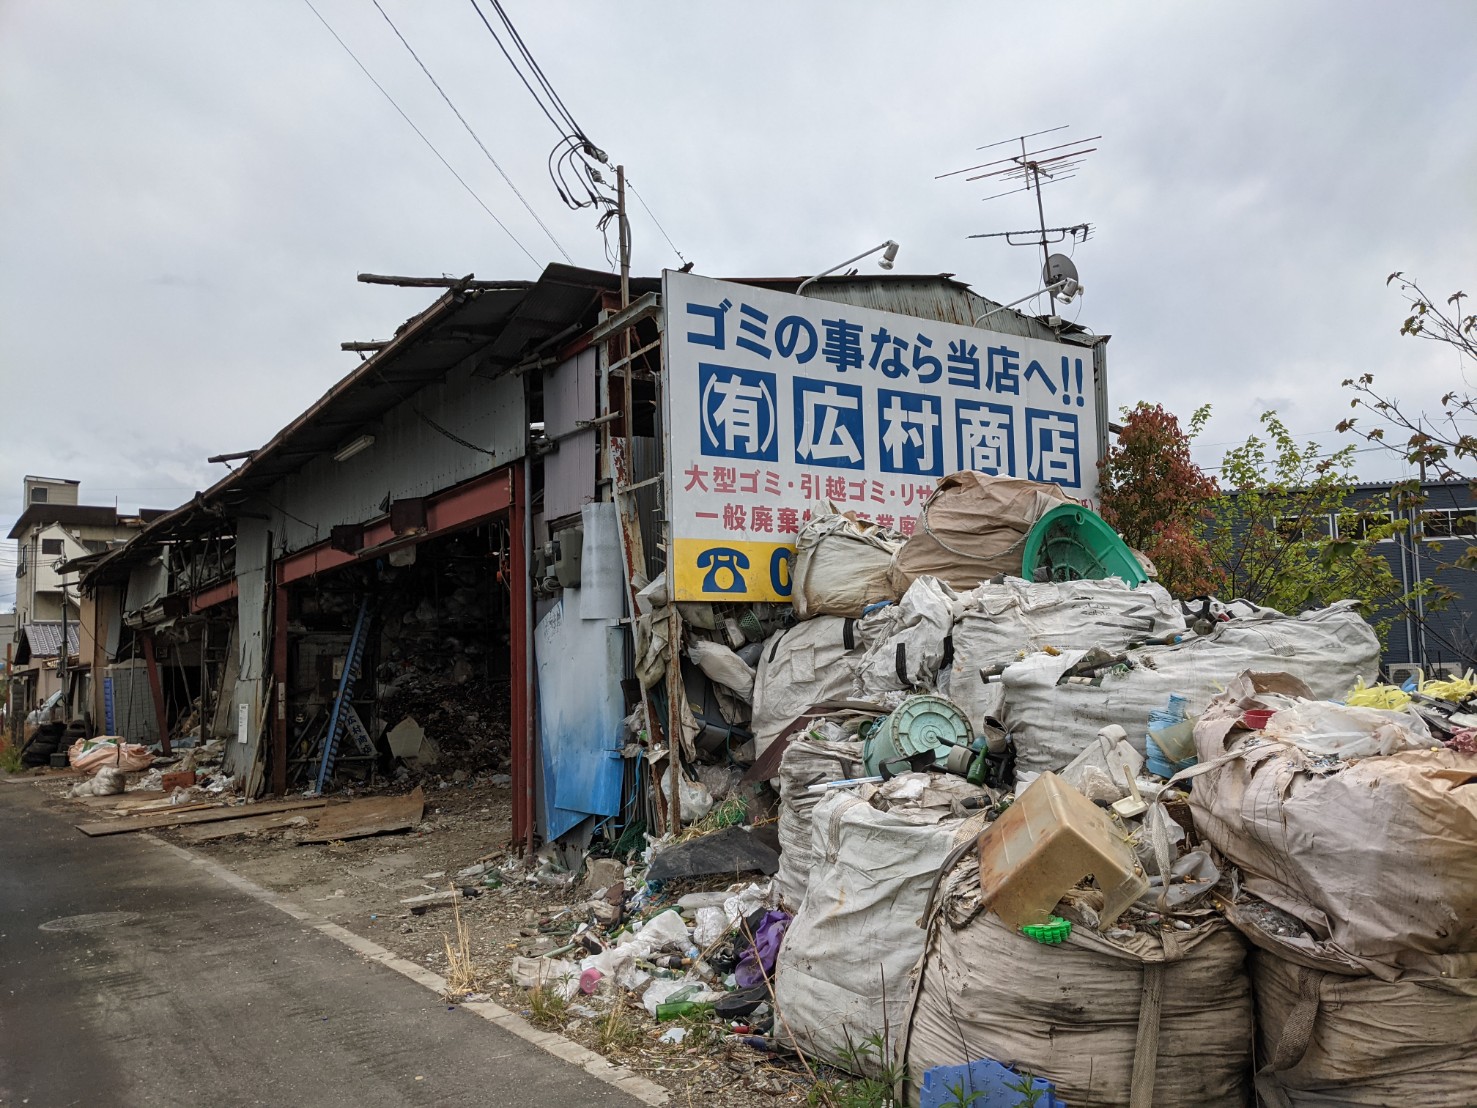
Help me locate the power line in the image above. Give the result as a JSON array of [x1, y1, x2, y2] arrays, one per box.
[[466, 0, 614, 219], [371, 0, 571, 264], [487, 0, 586, 137], [300, 0, 540, 267], [628, 179, 687, 266], [466, 0, 568, 137]]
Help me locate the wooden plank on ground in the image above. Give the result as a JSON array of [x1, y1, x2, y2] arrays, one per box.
[[76, 790, 169, 808], [74, 797, 327, 837], [177, 810, 316, 842], [107, 801, 219, 817], [296, 787, 424, 844]]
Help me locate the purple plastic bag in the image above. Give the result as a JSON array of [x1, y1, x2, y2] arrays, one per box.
[[735, 910, 791, 988]]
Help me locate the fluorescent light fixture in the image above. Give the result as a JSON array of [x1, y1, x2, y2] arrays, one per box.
[[333, 434, 375, 463]]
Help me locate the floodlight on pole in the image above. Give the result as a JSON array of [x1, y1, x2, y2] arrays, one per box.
[[796, 240, 900, 296], [971, 279, 1072, 326]]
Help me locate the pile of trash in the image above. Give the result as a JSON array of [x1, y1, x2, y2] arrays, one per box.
[[520, 471, 1475, 1105], [379, 673, 512, 775], [502, 853, 790, 1041], [376, 548, 513, 776]]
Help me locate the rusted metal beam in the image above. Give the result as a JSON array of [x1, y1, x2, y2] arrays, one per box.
[[590, 291, 659, 343], [141, 632, 172, 756], [189, 579, 238, 613], [275, 467, 514, 585], [508, 459, 534, 851]]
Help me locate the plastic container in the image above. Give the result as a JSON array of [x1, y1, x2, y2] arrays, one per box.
[[1020, 503, 1149, 587], [976, 771, 1147, 929], [863, 693, 971, 777], [1146, 693, 1197, 774], [918, 1058, 1068, 1108], [1146, 732, 1196, 779]]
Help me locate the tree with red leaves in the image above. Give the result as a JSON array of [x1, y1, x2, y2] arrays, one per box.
[[1098, 402, 1221, 597]]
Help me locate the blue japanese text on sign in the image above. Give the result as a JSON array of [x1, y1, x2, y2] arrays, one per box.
[[663, 270, 1102, 601]]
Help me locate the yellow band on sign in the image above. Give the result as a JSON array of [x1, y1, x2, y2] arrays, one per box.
[[671, 538, 797, 603]]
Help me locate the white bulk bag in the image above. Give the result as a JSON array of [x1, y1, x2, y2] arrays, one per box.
[[1002, 602, 1380, 779], [750, 608, 899, 757], [774, 737, 866, 911], [775, 791, 982, 1074], [854, 576, 965, 697], [948, 577, 1185, 735], [1252, 949, 1477, 1107], [903, 852, 1252, 1108], [1188, 674, 1477, 980], [792, 509, 903, 620]]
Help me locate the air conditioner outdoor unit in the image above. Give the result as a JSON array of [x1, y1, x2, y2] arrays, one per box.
[[1387, 664, 1421, 688]]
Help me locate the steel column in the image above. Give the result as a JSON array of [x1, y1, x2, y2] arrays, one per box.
[[141, 632, 172, 756], [270, 582, 289, 797], [508, 458, 534, 850]]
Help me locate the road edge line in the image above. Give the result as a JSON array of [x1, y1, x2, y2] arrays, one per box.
[[142, 834, 669, 1106]]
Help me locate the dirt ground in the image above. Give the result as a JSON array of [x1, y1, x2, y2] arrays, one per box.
[[23, 772, 834, 1107]]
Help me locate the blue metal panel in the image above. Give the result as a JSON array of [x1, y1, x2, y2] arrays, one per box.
[[534, 592, 625, 840]]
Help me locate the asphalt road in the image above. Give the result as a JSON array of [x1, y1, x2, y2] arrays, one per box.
[[0, 781, 648, 1108]]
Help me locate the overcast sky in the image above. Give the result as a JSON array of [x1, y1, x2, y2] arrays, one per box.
[[2, 0, 1473, 608]]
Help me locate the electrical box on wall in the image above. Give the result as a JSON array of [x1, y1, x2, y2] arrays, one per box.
[[553, 526, 583, 589]]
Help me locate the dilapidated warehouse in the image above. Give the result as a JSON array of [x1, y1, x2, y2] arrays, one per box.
[[79, 261, 1107, 850]]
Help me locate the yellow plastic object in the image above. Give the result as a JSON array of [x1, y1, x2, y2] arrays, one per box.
[[977, 772, 1148, 930], [1345, 679, 1411, 710], [1420, 671, 1477, 702]]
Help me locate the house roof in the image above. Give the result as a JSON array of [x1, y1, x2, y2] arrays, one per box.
[[14, 621, 82, 665], [7, 504, 168, 540]]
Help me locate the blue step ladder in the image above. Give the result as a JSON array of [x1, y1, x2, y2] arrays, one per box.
[[313, 597, 377, 793]]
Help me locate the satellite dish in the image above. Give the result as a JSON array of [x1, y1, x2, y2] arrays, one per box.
[[1043, 253, 1083, 303], [1043, 253, 1078, 286]]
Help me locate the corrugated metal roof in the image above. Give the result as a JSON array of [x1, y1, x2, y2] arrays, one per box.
[[15, 621, 81, 663], [733, 273, 1104, 346], [84, 264, 633, 585]]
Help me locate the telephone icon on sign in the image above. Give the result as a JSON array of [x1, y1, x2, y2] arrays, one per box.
[[696, 547, 749, 593]]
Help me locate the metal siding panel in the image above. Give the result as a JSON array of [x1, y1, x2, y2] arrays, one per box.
[[534, 593, 625, 840], [226, 517, 270, 778], [264, 372, 525, 552], [544, 349, 597, 521], [124, 561, 168, 613]]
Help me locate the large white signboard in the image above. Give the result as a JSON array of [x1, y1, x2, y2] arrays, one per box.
[[662, 270, 1101, 602]]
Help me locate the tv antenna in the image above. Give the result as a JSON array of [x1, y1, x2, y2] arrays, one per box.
[[938, 125, 1099, 314]]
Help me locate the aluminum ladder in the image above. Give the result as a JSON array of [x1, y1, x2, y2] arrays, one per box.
[[313, 596, 376, 793]]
